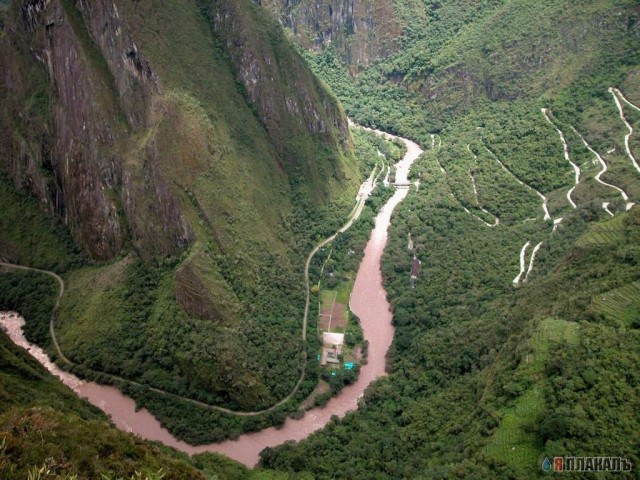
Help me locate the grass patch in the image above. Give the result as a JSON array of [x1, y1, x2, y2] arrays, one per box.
[[336, 277, 354, 305], [320, 290, 338, 311], [56, 257, 132, 366]]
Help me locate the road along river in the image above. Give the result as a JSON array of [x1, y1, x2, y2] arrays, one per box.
[[0, 129, 423, 468]]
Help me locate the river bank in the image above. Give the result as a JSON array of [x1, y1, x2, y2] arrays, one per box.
[[0, 129, 423, 467]]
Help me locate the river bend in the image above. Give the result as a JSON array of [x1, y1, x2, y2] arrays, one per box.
[[0, 129, 423, 467]]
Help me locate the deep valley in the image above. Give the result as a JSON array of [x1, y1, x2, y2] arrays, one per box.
[[1, 1, 639, 479]]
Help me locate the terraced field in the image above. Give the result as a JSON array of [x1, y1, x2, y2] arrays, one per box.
[[318, 290, 338, 331], [485, 318, 580, 471], [593, 281, 640, 327], [486, 387, 545, 468], [576, 214, 626, 247]]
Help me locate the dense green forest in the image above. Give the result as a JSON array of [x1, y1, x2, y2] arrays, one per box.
[[302, 0, 640, 142], [259, 0, 640, 478], [1, 0, 640, 478], [262, 147, 640, 479], [0, 125, 399, 444]]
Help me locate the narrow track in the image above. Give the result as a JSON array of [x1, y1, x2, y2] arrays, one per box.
[[0, 165, 380, 417], [484, 146, 551, 220], [609, 87, 640, 174], [524, 242, 543, 282], [570, 126, 635, 212], [541, 108, 580, 209], [512, 241, 531, 285]]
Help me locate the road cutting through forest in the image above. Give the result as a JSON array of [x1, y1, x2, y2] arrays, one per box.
[[609, 87, 640, 174], [570, 126, 635, 212], [0, 126, 422, 468], [512, 241, 531, 285], [541, 108, 580, 209], [484, 146, 552, 221], [524, 241, 543, 282]]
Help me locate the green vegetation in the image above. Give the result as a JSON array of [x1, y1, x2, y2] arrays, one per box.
[[0, 123, 391, 447], [0, 174, 85, 271], [319, 290, 337, 308], [0, 331, 213, 479], [576, 214, 627, 247], [592, 281, 640, 327], [1, 0, 640, 477], [262, 164, 640, 480], [259, 1, 640, 477], [0, 0, 368, 441], [1, 407, 202, 480], [0, 270, 56, 347], [0, 326, 308, 479], [304, 0, 639, 142], [485, 318, 580, 471]]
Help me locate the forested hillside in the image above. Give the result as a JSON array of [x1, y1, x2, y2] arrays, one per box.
[[1, 0, 639, 477], [261, 0, 640, 478], [296, 0, 640, 140], [0, 322, 299, 479], [0, 0, 362, 439]]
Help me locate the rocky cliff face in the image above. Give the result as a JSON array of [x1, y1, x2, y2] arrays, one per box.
[[0, 0, 191, 260], [210, 0, 351, 175], [259, 0, 402, 69], [0, 0, 354, 261]]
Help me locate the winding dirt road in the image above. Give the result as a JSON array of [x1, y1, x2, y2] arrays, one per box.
[[466, 145, 500, 227], [434, 141, 499, 227], [513, 241, 531, 285], [552, 217, 563, 232], [524, 241, 543, 282], [1, 126, 422, 467], [467, 169, 500, 227], [541, 108, 580, 209], [609, 87, 640, 174], [0, 261, 70, 364], [484, 146, 552, 220], [570, 126, 635, 212]]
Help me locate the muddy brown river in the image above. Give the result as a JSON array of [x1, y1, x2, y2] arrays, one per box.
[[1, 131, 423, 468]]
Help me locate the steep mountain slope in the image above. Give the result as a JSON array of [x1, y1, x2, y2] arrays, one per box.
[[0, 0, 360, 437], [0, 326, 284, 479], [1, 0, 639, 477], [1, 0, 357, 259], [291, 0, 640, 140], [260, 0, 404, 68]]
